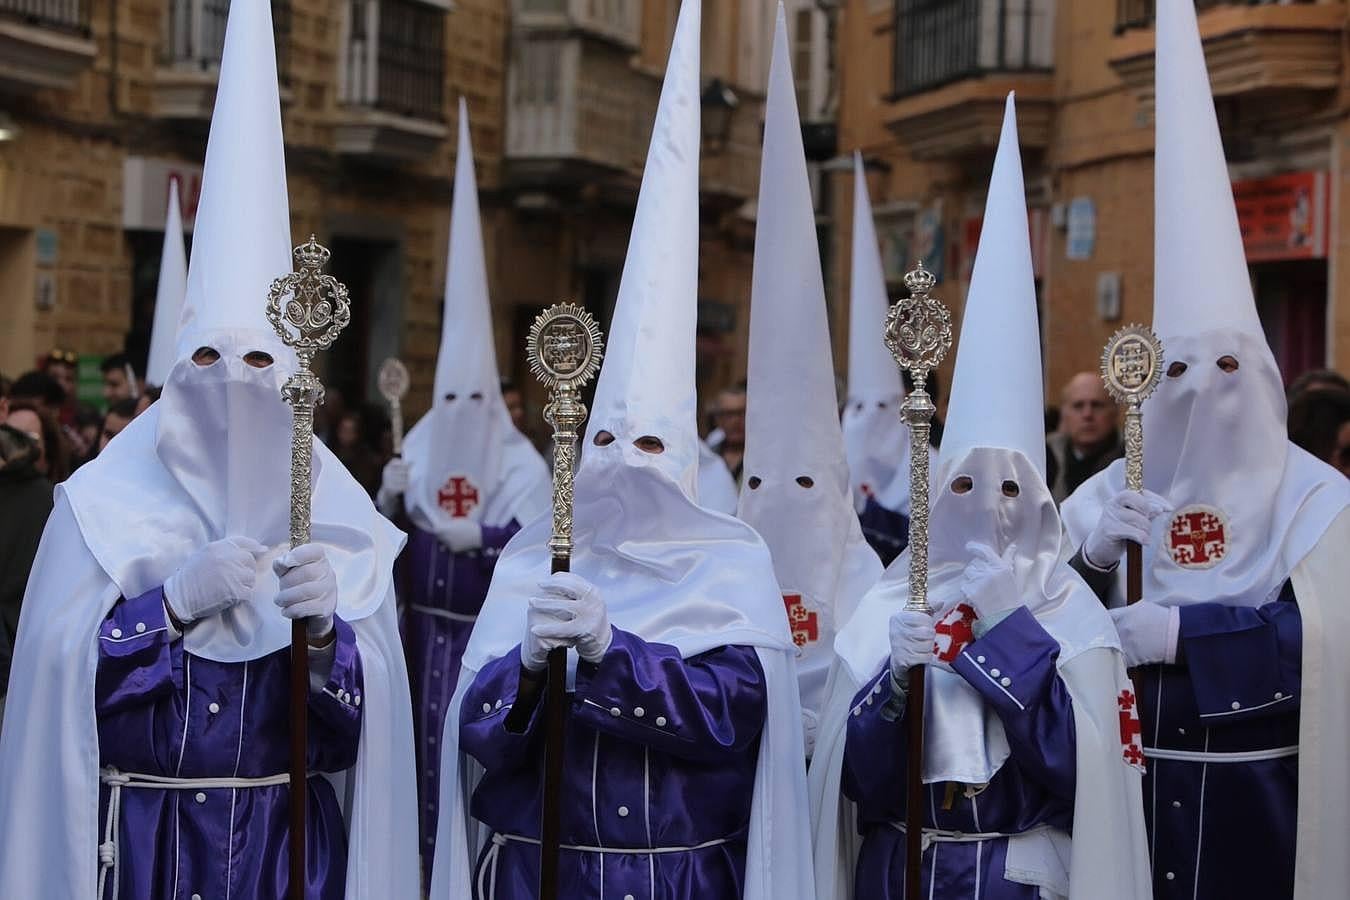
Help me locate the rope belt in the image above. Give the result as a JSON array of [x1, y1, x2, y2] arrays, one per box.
[[887, 821, 1054, 853], [97, 767, 303, 899], [1143, 745, 1298, 764], [477, 832, 736, 900], [408, 603, 478, 623]]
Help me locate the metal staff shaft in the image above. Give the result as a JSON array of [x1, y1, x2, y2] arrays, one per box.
[[525, 303, 604, 900], [884, 262, 952, 899], [268, 236, 352, 900], [1123, 404, 1144, 604]]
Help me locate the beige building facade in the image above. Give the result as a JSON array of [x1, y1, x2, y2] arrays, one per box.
[[831, 0, 1350, 403]]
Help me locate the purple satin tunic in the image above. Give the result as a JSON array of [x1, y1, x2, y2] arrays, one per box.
[[459, 628, 767, 900], [843, 607, 1077, 900], [1137, 581, 1301, 899], [858, 497, 909, 568], [95, 587, 364, 900], [397, 520, 518, 880]]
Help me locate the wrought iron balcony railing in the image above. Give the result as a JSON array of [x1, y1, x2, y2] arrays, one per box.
[[892, 0, 1054, 97], [341, 0, 445, 122], [0, 0, 90, 35], [163, 0, 291, 79]]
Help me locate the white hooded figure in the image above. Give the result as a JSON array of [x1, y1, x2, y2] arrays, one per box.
[[144, 176, 189, 389], [809, 95, 1151, 900], [0, 1, 419, 897], [375, 98, 551, 881], [1060, 2, 1350, 898], [843, 153, 928, 566], [428, 3, 814, 899], [739, 7, 882, 760]]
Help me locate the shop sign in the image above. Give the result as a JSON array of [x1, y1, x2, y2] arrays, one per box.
[[1233, 171, 1329, 263]]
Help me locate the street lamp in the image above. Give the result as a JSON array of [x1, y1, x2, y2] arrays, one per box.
[[700, 78, 739, 154]]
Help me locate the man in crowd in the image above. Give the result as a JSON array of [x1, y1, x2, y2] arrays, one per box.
[[0, 1, 419, 895], [97, 398, 140, 455], [1062, 2, 1350, 896], [430, 6, 813, 896], [708, 382, 747, 483], [1047, 371, 1122, 504], [99, 352, 142, 408]]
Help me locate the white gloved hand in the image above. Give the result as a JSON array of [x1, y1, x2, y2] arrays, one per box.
[[889, 609, 936, 683], [1109, 602, 1179, 668], [164, 537, 267, 625], [1083, 489, 1172, 570], [273, 544, 339, 641], [960, 543, 1021, 620], [521, 596, 571, 672], [376, 458, 410, 516], [802, 709, 820, 760], [435, 519, 483, 553], [529, 572, 613, 664]]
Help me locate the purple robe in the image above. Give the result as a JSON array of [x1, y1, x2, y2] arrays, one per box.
[[397, 520, 518, 878], [1136, 580, 1300, 899], [95, 587, 364, 900], [842, 607, 1077, 899], [459, 627, 766, 899], [858, 497, 909, 567]]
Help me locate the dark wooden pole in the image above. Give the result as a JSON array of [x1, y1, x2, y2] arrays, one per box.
[[904, 665, 926, 899], [540, 557, 569, 899]]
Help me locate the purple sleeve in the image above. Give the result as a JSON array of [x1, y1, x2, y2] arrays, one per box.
[[952, 605, 1077, 801], [460, 649, 546, 773], [307, 615, 364, 771], [480, 520, 520, 554], [571, 628, 767, 762], [841, 667, 907, 804], [95, 587, 179, 717], [1177, 584, 1300, 722]]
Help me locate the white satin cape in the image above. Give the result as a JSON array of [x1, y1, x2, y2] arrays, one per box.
[[428, 454, 815, 900], [0, 494, 420, 899]]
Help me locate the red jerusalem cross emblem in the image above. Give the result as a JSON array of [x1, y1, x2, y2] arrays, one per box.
[[437, 475, 480, 518], [782, 594, 819, 648], [933, 603, 978, 664], [1167, 505, 1228, 570], [1118, 689, 1145, 771]]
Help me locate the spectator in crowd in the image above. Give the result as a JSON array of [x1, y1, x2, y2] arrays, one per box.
[[135, 384, 161, 415], [709, 381, 747, 483], [1287, 368, 1348, 405], [9, 370, 65, 418], [97, 397, 141, 455], [6, 399, 71, 484], [0, 418, 55, 723], [99, 352, 142, 406], [332, 408, 381, 497], [500, 377, 527, 433], [1289, 387, 1350, 478], [41, 348, 79, 423], [1046, 371, 1122, 504]]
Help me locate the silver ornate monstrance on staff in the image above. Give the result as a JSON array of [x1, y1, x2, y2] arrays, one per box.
[[1100, 324, 1164, 606], [882, 262, 953, 900], [524, 302, 604, 900], [266, 235, 352, 900], [378, 357, 411, 458]]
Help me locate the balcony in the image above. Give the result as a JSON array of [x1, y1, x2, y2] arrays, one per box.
[[1110, 1, 1343, 102], [885, 0, 1055, 160], [0, 0, 96, 93], [153, 0, 292, 120], [336, 0, 449, 163], [513, 0, 641, 49]]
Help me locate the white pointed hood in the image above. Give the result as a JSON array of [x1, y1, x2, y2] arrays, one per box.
[[813, 96, 1150, 900], [843, 152, 911, 511], [12, 2, 419, 897], [402, 99, 550, 534], [1062, 0, 1348, 611], [432, 5, 816, 898], [738, 6, 881, 748], [144, 178, 188, 387]]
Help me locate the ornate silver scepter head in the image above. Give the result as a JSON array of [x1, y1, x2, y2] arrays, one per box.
[[378, 357, 411, 457], [266, 235, 352, 548], [1100, 324, 1164, 494], [526, 303, 604, 560], [883, 262, 954, 614]]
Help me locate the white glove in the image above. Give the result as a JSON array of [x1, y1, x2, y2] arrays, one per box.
[[272, 544, 339, 641], [802, 709, 819, 759], [1083, 489, 1172, 570], [164, 537, 267, 625], [521, 596, 570, 672], [1109, 602, 1179, 668], [960, 542, 1021, 620], [528, 573, 613, 664], [435, 519, 483, 553], [376, 458, 410, 516], [889, 608, 936, 683]]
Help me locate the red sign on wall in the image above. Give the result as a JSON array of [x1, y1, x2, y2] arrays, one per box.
[[1232, 171, 1329, 263]]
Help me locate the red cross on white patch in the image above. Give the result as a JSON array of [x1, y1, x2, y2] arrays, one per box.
[[783, 594, 819, 648], [933, 603, 978, 664], [1167, 505, 1228, 570], [1118, 688, 1145, 772], [437, 475, 481, 518]]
